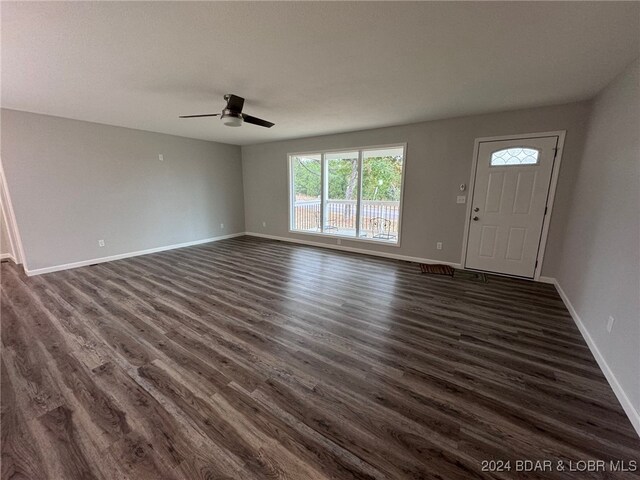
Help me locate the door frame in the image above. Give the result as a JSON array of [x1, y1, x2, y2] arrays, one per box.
[[0, 156, 25, 265], [460, 130, 566, 281]]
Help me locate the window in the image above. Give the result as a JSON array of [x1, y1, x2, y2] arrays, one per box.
[[290, 154, 321, 232], [326, 151, 359, 237], [490, 147, 539, 166], [289, 145, 405, 244]]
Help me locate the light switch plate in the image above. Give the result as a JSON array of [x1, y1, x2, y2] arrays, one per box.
[[457, 196, 466, 204]]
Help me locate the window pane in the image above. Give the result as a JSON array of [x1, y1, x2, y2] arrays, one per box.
[[359, 147, 403, 243], [291, 154, 321, 232], [491, 148, 539, 166], [325, 151, 359, 237]]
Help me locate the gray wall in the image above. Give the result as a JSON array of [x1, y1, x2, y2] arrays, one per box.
[[1, 109, 245, 271], [554, 60, 640, 413], [242, 101, 591, 276]]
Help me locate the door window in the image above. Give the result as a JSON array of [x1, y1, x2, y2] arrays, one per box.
[[490, 148, 539, 166]]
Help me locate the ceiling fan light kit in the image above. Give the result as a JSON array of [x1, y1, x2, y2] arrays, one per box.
[[179, 94, 274, 128], [221, 111, 243, 127]]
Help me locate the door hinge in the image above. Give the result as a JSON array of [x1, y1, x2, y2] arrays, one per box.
[[535, 260, 538, 268], [544, 206, 548, 215]]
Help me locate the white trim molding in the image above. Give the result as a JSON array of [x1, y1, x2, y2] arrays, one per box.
[[24, 232, 246, 276], [246, 231, 461, 268], [0, 253, 16, 263], [537, 276, 556, 284], [551, 277, 640, 437], [0, 157, 26, 265]]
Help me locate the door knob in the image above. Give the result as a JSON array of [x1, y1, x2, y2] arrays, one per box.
[[473, 216, 479, 221], [473, 207, 479, 212]]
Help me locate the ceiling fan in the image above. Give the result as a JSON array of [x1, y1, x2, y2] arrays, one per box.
[[179, 94, 274, 128]]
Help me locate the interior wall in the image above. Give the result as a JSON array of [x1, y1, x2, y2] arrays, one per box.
[[0, 109, 245, 272], [554, 59, 640, 423], [241, 101, 591, 276]]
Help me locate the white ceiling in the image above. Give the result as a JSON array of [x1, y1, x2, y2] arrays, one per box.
[[2, 2, 639, 146]]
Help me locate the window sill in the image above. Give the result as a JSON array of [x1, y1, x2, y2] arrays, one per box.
[[288, 229, 401, 248]]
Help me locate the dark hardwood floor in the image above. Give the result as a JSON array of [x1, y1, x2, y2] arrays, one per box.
[[1, 236, 638, 479]]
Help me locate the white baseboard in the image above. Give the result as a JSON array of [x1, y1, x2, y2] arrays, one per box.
[[551, 277, 640, 437], [24, 232, 246, 276], [0, 253, 16, 263], [537, 275, 555, 284], [245, 231, 461, 268]]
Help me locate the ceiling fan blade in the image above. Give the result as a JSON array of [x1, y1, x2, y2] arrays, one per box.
[[178, 113, 220, 118], [225, 94, 245, 113], [242, 114, 274, 128]]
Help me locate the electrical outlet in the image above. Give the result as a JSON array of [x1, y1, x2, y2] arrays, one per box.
[[220, 223, 224, 229], [98, 239, 105, 247], [456, 195, 466, 204], [436, 242, 442, 250], [158, 154, 164, 161], [262, 221, 267, 228], [606, 316, 615, 333]]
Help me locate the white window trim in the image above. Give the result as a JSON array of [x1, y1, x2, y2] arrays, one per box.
[[287, 143, 407, 248]]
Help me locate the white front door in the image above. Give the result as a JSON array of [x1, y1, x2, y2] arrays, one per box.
[[465, 136, 558, 278]]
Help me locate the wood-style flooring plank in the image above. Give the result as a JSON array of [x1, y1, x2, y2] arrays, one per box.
[[1, 358, 47, 480]]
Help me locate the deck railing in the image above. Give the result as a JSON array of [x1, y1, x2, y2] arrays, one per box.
[[292, 199, 400, 239]]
